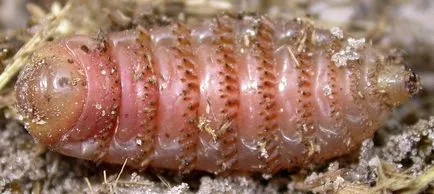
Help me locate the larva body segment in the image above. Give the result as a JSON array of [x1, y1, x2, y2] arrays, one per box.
[[16, 15, 420, 174]]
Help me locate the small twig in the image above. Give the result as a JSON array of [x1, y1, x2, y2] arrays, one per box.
[[156, 174, 171, 188], [84, 177, 94, 194], [287, 46, 301, 68], [114, 159, 128, 188], [103, 170, 108, 184], [102, 169, 114, 193], [116, 180, 153, 186]]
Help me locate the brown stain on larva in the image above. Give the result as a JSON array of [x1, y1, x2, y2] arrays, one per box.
[[15, 15, 421, 175]]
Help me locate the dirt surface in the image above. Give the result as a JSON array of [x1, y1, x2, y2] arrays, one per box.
[[0, 0, 433, 193]]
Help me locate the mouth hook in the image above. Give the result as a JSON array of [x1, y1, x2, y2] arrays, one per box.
[[405, 66, 422, 96]]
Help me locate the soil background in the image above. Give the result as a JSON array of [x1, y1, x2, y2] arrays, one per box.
[[0, 0, 433, 193]]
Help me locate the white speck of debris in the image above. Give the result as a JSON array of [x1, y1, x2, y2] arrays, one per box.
[[56, 19, 72, 35], [240, 48, 245, 54], [330, 27, 343, 39], [368, 156, 381, 167], [243, 35, 250, 47], [101, 110, 106, 116], [262, 174, 272, 180], [347, 38, 365, 49], [258, 141, 269, 159], [331, 47, 360, 67], [205, 101, 211, 115], [305, 172, 319, 183], [101, 70, 107, 75], [95, 103, 102, 110], [333, 176, 345, 190], [168, 183, 189, 194], [197, 177, 234, 194], [38, 59, 46, 65], [328, 161, 340, 171], [35, 120, 47, 125], [323, 85, 332, 96], [136, 139, 142, 145], [302, 123, 312, 131], [358, 91, 365, 99], [345, 138, 352, 146]]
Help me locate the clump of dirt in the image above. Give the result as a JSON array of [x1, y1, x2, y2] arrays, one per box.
[[292, 117, 434, 193], [1, 0, 434, 193], [0, 120, 88, 193], [380, 118, 434, 174]]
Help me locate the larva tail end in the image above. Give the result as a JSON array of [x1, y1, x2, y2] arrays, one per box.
[[15, 42, 87, 145], [377, 65, 421, 107]]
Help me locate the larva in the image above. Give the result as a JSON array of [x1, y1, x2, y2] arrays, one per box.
[[15, 15, 421, 174]]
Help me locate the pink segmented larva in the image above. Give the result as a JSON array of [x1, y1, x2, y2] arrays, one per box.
[[15, 15, 420, 174]]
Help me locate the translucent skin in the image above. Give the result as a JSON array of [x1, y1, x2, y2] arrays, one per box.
[[15, 16, 420, 174]]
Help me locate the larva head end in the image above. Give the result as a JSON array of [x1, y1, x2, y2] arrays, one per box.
[[15, 41, 87, 145], [377, 65, 421, 107]]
